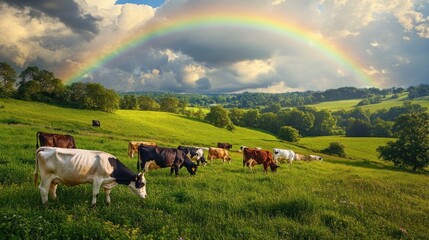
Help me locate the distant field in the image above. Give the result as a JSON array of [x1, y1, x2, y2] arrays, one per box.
[[307, 93, 429, 112], [0, 98, 428, 239]]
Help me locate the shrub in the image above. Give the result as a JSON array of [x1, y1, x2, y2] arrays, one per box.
[[321, 142, 346, 157], [278, 126, 300, 142]]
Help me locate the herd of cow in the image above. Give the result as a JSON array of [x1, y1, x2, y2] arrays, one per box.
[[33, 131, 323, 207]]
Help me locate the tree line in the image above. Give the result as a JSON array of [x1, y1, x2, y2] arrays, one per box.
[[0, 63, 120, 112], [1, 62, 428, 139]]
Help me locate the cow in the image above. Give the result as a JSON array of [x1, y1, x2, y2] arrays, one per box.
[[294, 153, 309, 161], [92, 120, 100, 127], [208, 147, 232, 164], [217, 142, 233, 150], [137, 145, 197, 176], [273, 148, 296, 165], [177, 145, 207, 166], [308, 155, 324, 161], [242, 147, 279, 173], [34, 147, 147, 207], [36, 131, 77, 149], [128, 141, 157, 158]]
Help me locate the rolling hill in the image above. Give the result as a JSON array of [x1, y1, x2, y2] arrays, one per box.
[[0, 98, 428, 239]]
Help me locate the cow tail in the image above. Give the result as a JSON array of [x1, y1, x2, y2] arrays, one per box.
[[34, 148, 43, 187], [136, 147, 141, 172], [36, 131, 40, 149]]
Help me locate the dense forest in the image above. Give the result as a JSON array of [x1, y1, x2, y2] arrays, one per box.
[[1, 62, 428, 139]]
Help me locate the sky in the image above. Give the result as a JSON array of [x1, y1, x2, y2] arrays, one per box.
[[0, 0, 428, 93]]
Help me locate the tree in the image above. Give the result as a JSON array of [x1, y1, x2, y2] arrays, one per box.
[[205, 105, 233, 129], [371, 118, 393, 137], [0, 62, 17, 98], [159, 97, 179, 113], [241, 109, 260, 128], [308, 109, 336, 136], [229, 108, 245, 126], [16, 66, 63, 102], [278, 126, 300, 142], [138, 96, 160, 111], [120, 95, 138, 109], [321, 142, 346, 157], [377, 112, 429, 171], [259, 112, 279, 133], [346, 118, 372, 137]]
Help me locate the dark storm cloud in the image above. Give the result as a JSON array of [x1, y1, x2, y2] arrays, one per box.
[[1, 0, 100, 40]]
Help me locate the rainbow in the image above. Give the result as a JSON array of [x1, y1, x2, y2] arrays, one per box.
[[61, 9, 378, 88]]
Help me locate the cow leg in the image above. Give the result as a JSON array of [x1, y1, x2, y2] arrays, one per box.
[[263, 162, 269, 173], [39, 175, 56, 206], [91, 180, 103, 207], [174, 165, 179, 176], [104, 188, 111, 206], [49, 182, 58, 201], [170, 167, 174, 175]]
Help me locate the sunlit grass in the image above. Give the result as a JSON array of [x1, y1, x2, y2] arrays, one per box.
[[0, 98, 428, 239]]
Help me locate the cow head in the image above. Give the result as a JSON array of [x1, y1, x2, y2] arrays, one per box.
[[199, 156, 207, 166], [186, 163, 198, 175], [128, 173, 147, 199], [269, 163, 280, 172]]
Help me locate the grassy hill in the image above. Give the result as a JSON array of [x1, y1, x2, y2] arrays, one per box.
[[0, 98, 428, 239], [307, 93, 429, 112]]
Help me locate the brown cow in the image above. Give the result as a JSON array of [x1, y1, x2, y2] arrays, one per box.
[[208, 147, 232, 164], [128, 141, 157, 158], [217, 142, 233, 150], [242, 147, 279, 173], [36, 132, 77, 149]]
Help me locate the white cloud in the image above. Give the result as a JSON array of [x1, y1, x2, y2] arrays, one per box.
[[232, 60, 274, 82], [1, 0, 429, 93], [272, 0, 285, 6], [182, 64, 207, 86]]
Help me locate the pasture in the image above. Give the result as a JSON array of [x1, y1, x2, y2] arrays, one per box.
[[0, 98, 428, 239], [307, 93, 429, 112]]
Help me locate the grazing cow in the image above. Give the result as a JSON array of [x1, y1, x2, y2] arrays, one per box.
[[128, 141, 157, 158], [217, 142, 233, 150], [308, 155, 324, 161], [177, 145, 207, 166], [36, 131, 77, 149], [92, 120, 100, 127], [294, 153, 309, 161], [138, 145, 197, 176], [273, 148, 296, 165], [208, 147, 232, 164], [34, 147, 147, 207], [242, 147, 279, 173]]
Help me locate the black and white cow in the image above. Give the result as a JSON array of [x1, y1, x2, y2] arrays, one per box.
[[34, 147, 147, 207], [138, 145, 197, 176], [177, 145, 207, 165]]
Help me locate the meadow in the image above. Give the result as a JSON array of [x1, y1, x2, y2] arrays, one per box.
[[0, 98, 428, 239], [307, 93, 429, 112]]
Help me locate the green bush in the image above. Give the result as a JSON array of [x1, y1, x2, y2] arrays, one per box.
[[321, 141, 346, 157], [278, 126, 300, 142]]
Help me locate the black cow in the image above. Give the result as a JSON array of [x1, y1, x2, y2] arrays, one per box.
[[92, 120, 100, 127], [177, 145, 207, 165], [138, 145, 198, 176], [217, 142, 233, 150], [36, 131, 77, 149]]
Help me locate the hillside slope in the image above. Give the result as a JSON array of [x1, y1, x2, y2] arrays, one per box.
[[0, 99, 428, 239]]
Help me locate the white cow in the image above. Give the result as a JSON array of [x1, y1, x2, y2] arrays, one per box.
[[34, 147, 147, 207], [308, 155, 324, 161], [273, 148, 296, 165]]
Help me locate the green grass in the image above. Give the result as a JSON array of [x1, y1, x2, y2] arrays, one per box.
[[0, 98, 428, 239], [307, 93, 429, 112]]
